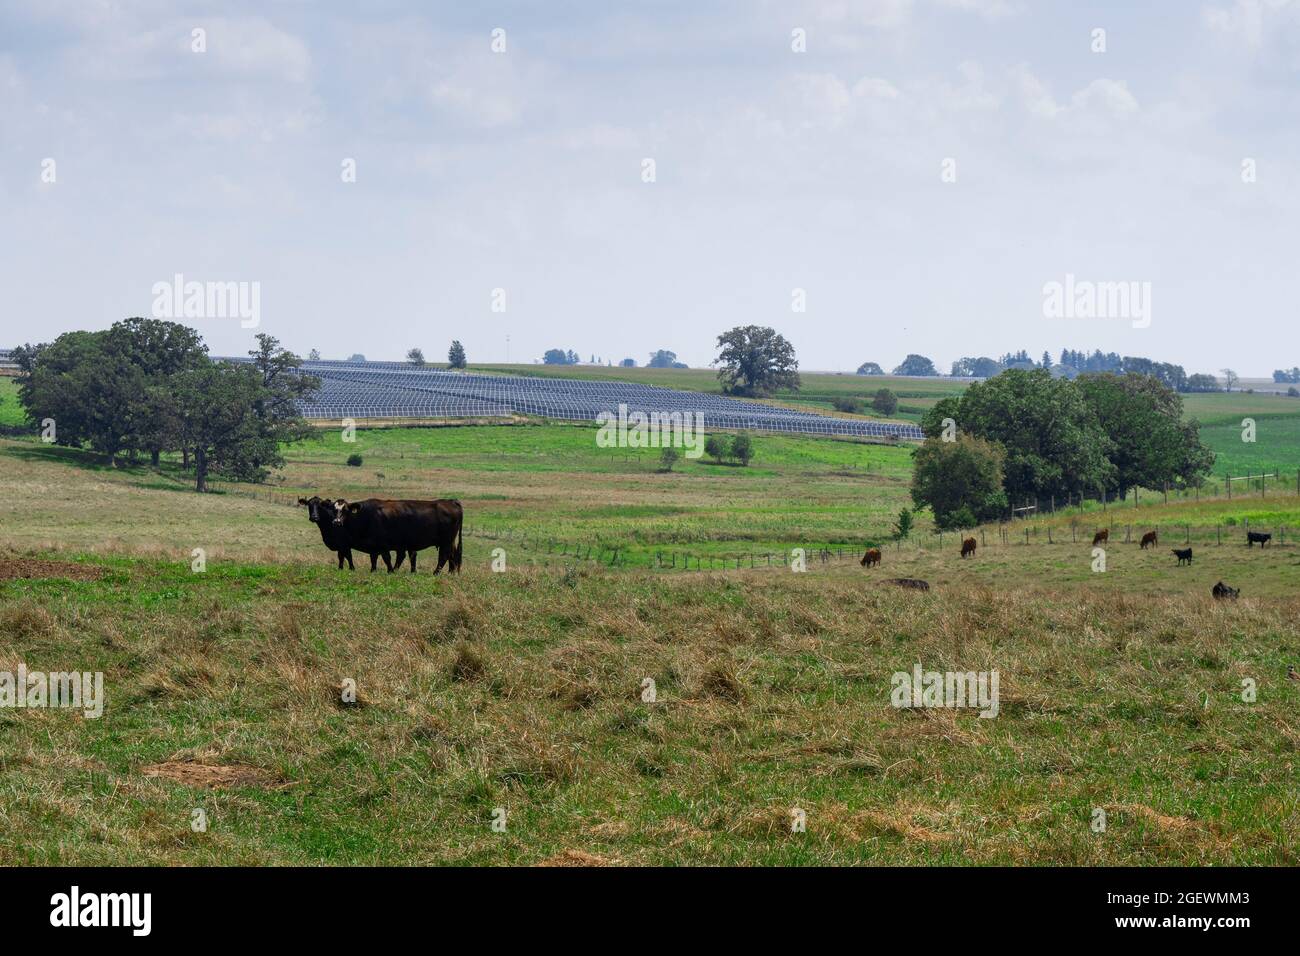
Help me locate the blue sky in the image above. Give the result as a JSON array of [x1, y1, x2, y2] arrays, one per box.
[[1, 0, 1297, 374]]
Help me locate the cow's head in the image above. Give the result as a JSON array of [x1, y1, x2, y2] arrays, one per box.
[[331, 499, 358, 527], [298, 496, 325, 523]]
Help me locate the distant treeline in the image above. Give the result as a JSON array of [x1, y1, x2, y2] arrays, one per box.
[[858, 348, 1223, 393]]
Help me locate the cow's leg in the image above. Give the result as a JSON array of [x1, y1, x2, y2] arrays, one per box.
[[337, 550, 345, 569], [381, 551, 395, 573], [370, 552, 379, 572], [393, 550, 406, 570], [408, 551, 417, 574], [345, 549, 355, 570]]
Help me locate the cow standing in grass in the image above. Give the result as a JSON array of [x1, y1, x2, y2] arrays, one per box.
[[860, 548, 881, 567], [1172, 548, 1193, 565], [960, 537, 977, 558], [1247, 531, 1272, 548], [1139, 531, 1157, 549], [1092, 529, 1109, 546], [299, 496, 403, 572], [334, 498, 464, 574]]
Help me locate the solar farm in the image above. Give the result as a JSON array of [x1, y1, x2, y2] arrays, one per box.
[[289, 360, 925, 440]]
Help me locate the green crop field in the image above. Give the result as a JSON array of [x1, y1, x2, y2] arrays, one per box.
[[2, 395, 1299, 865]]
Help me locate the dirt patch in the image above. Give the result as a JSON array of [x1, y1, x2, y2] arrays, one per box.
[[534, 849, 618, 867], [0, 558, 107, 582], [141, 761, 285, 790]]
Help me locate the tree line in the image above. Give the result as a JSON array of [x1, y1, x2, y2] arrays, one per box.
[[855, 348, 1227, 393], [12, 319, 315, 492], [911, 368, 1215, 529]]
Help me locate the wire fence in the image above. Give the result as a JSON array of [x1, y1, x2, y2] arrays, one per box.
[[461, 519, 1296, 573], [1007, 468, 1300, 519]]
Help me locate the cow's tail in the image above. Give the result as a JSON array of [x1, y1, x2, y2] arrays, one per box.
[[455, 520, 463, 573]]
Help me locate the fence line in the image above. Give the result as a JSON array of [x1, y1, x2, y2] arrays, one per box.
[[1009, 468, 1300, 518], [461, 520, 1296, 574]]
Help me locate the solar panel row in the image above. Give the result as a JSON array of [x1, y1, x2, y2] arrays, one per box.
[[287, 361, 925, 441]]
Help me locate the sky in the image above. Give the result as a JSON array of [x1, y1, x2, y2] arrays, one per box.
[[1, 0, 1298, 375]]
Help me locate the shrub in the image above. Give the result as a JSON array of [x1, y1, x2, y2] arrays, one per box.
[[346, 453, 363, 467], [910, 435, 1008, 530], [731, 433, 754, 466], [832, 396, 861, 414], [659, 447, 680, 472], [705, 435, 729, 462], [872, 388, 899, 416]]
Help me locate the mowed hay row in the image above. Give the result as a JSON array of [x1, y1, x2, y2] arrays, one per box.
[[1, 560, 1298, 865]]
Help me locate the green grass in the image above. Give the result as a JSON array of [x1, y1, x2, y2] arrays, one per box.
[[3, 380, 1300, 865], [0, 377, 25, 428], [3, 543, 1299, 865]]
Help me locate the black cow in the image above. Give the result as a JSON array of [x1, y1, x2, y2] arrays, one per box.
[[298, 496, 403, 571], [334, 498, 463, 574], [1172, 547, 1193, 565], [883, 578, 930, 591], [1212, 581, 1239, 600], [1247, 531, 1271, 548]]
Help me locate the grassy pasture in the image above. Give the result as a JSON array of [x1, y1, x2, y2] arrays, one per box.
[[2, 539, 1298, 865], [2, 371, 1299, 866], [2, 416, 1300, 865]]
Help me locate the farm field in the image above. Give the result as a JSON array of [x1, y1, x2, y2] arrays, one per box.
[[1, 415, 1299, 865], [470, 363, 967, 422]]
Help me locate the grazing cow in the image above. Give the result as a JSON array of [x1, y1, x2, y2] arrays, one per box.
[[298, 496, 402, 572], [960, 537, 977, 558], [884, 578, 930, 591], [1212, 581, 1240, 600], [1092, 529, 1109, 546], [860, 548, 882, 567], [1139, 531, 1157, 549], [334, 498, 463, 574], [1247, 531, 1272, 548], [1172, 547, 1193, 566]]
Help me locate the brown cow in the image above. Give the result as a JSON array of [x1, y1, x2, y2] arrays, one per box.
[[1139, 530, 1157, 549], [334, 498, 463, 574], [1092, 529, 1109, 546], [860, 548, 881, 567], [960, 537, 977, 558]]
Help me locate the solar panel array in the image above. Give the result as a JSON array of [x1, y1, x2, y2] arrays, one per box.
[[287, 360, 924, 440]]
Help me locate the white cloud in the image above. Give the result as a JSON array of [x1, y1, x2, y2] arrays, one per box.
[[1202, 0, 1293, 46], [204, 17, 312, 85], [935, 0, 1018, 19], [1071, 78, 1140, 116], [853, 76, 901, 99]]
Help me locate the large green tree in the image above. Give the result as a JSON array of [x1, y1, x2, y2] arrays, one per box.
[[1075, 372, 1214, 495], [171, 362, 287, 492], [892, 354, 938, 376], [947, 368, 1115, 504], [911, 436, 1008, 529], [713, 326, 800, 397]]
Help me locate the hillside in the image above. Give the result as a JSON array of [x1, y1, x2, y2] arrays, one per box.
[[1, 430, 1298, 864]]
